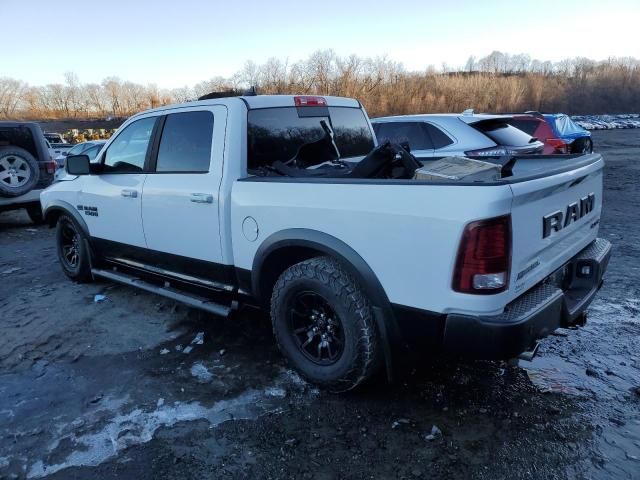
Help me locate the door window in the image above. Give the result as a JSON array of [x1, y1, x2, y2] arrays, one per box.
[[373, 122, 433, 150], [424, 123, 454, 149], [156, 111, 214, 172], [103, 117, 156, 173]]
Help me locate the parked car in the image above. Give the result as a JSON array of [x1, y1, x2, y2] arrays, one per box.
[[53, 141, 106, 181], [371, 112, 544, 160], [54, 140, 106, 168], [0, 122, 57, 222], [503, 114, 570, 154], [42, 95, 609, 391], [44, 132, 67, 144], [542, 114, 592, 153]]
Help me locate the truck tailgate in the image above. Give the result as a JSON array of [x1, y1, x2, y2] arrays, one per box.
[[507, 155, 604, 301]]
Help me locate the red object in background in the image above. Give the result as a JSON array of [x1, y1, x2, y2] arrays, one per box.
[[294, 96, 327, 107], [505, 115, 570, 154]]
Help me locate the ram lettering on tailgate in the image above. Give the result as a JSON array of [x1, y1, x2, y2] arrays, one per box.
[[542, 193, 595, 239]]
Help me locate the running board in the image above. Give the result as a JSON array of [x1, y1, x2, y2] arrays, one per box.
[[91, 268, 232, 317]]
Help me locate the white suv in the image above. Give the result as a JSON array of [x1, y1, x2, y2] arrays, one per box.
[[372, 113, 544, 159]]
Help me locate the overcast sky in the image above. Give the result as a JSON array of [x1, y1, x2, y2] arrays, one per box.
[[2, 0, 638, 88]]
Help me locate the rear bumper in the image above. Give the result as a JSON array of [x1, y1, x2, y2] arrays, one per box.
[[441, 237, 611, 359]]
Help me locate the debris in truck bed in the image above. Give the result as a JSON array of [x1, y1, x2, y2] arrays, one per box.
[[413, 156, 502, 182]]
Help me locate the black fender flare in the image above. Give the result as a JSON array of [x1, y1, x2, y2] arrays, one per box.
[[43, 200, 90, 236], [252, 228, 399, 380]]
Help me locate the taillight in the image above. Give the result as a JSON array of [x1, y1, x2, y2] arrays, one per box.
[[453, 215, 511, 294], [294, 95, 327, 107], [545, 138, 569, 154], [45, 159, 57, 174], [465, 147, 509, 157]]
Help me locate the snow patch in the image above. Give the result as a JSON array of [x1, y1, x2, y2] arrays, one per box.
[[26, 371, 312, 478]]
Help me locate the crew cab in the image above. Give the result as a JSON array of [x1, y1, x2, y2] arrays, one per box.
[[41, 95, 611, 391]]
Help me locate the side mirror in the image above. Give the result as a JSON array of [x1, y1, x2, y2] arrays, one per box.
[[66, 154, 90, 175]]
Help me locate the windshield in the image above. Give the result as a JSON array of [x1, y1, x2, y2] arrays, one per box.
[[247, 106, 374, 170]]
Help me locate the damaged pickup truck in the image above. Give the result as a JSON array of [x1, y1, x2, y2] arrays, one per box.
[[40, 94, 611, 391]]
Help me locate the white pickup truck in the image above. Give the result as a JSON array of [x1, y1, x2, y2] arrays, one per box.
[[40, 94, 611, 391]]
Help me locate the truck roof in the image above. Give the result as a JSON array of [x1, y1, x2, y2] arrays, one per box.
[[129, 95, 361, 120]]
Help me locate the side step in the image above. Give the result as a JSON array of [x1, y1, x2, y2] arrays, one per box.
[[91, 268, 232, 317]]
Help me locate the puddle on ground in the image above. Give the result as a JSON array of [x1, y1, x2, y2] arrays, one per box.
[[521, 299, 640, 479]]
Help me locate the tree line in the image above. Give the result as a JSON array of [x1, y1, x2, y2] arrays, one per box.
[[1, 50, 639, 120]]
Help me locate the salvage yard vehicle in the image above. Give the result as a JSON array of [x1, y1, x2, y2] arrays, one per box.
[[0, 122, 57, 222], [371, 112, 544, 160], [41, 94, 611, 391], [53, 140, 106, 167], [542, 113, 593, 154]]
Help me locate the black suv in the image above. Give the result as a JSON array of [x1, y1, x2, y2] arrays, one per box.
[[0, 122, 57, 222]]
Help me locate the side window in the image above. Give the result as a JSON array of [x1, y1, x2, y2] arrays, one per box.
[[424, 123, 454, 149], [86, 145, 102, 161], [156, 111, 214, 173], [103, 117, 156, 173], [373, 122, 433, 150]]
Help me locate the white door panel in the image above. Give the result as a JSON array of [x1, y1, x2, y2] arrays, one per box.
[[142, 106, 227, 265], [80, 174, 147, 247], [142, 174, 221, 261]]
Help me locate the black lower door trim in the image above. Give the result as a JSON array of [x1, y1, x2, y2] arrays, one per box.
[[91, 237, 237, 291]]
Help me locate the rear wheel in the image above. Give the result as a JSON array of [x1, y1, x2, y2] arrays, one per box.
[[270, 256, 380, 392], [56, 214, 93, 282], [0, 147, 40, 197]]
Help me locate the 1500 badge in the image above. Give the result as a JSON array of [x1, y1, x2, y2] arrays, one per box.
[[76, 205, 99, 217], [542, 193, 594, 238]]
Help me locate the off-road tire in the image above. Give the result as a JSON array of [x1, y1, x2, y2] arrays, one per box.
[[271, 256, 380, 392], [0, 147, 40, 197], [26, 204, 45, 224], [56, 214, 93, 282]]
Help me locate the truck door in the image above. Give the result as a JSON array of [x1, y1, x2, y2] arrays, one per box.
[[78, 116, 157, 250], [140, 106, 230, 285]]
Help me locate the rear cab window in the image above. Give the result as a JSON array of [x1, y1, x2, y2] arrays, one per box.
[[247, 106, 374, 172], [472, 119, 535, 147]]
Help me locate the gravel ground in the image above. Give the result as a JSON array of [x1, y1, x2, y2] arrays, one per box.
[[0, 129, 639, 480]]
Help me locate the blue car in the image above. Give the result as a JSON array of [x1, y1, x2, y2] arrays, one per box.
[[543, 114, 593, 153]]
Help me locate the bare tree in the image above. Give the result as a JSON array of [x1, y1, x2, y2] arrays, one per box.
[[2, 50, 640, 120], [0, 77, 27, 118]]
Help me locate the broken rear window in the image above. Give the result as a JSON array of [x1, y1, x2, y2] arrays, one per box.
[[247, 107, 374, 171]]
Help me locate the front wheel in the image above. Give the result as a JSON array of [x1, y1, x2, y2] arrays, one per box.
[[56, 214, 93, 282], [270, 256, 380, 392]]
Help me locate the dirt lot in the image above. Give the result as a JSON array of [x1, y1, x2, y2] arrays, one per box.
[[1, 129, 639, 480]]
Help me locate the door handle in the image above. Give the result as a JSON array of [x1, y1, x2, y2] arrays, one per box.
[[121, 189, 138, 198], [190, 193, 214, 204]]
